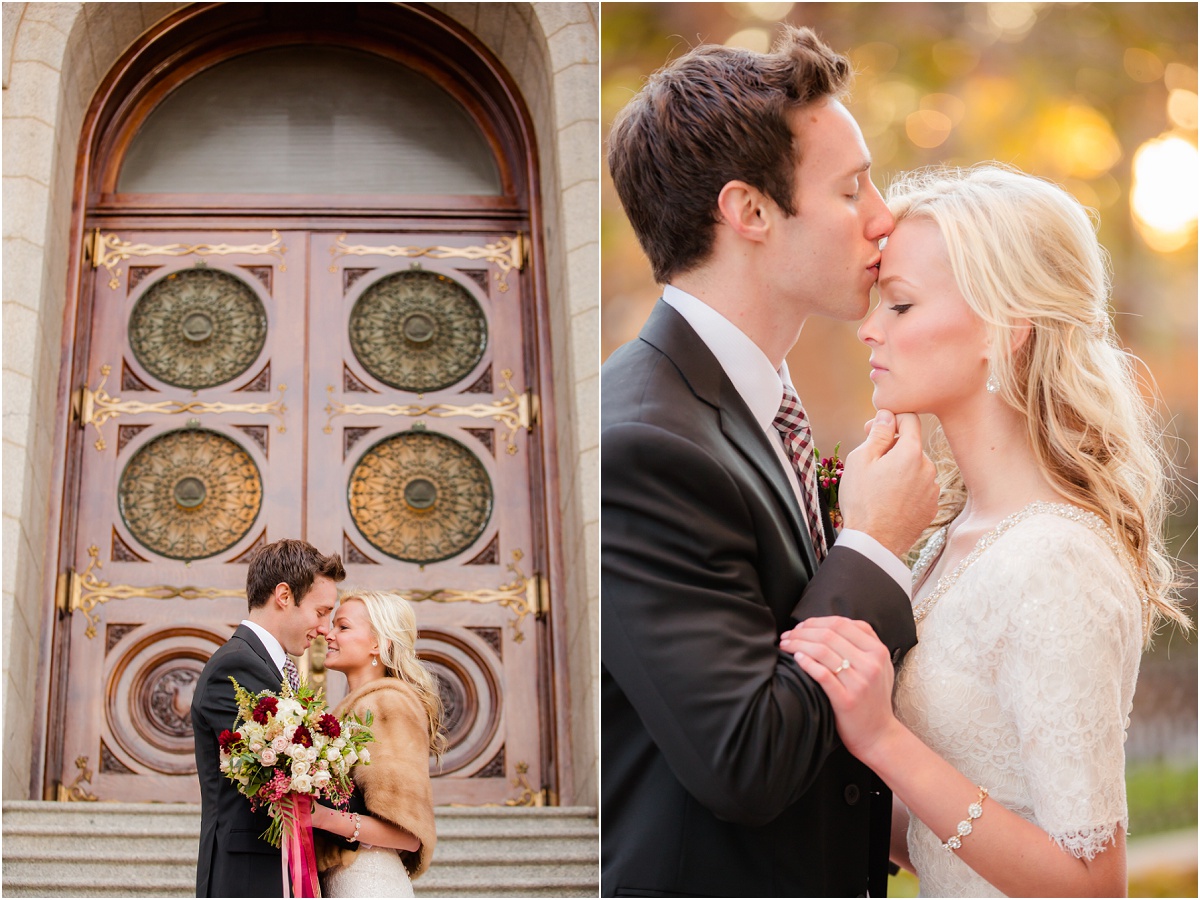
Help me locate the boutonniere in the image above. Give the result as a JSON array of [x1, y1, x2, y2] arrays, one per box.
[[817, 443, 844, 531]]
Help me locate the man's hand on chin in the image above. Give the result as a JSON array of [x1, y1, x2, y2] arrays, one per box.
[[837, 409, 938, 558]]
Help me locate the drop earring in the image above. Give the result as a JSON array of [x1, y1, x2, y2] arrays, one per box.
[[371, 656, 378, 667], [986, 372, 1000, 394]]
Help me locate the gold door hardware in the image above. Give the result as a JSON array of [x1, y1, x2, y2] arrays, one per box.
[[56, 756, 98, 802], [449, 761, 554, 808], [400, 550, 546, 642], [59, 545, 246, 639], [328, 233, 527, 292], [85, 228, 287, 290], [504, 762, 548, 807], [74, 364, 287, 451], [325, 368, 536, 454]]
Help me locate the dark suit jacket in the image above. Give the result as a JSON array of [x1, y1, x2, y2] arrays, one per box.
[[192, 624, 286, 898], [601, 301, 918, 897]]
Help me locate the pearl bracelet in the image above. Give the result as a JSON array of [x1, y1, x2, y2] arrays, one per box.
[[942, 786, 988, 852], [349, 812, 361, 843]]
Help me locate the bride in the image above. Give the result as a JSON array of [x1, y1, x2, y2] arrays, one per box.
[[781, 165, 1190, 897], [311, 590, 447, 897]]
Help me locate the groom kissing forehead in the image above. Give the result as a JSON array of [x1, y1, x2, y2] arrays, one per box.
[[192, 539, 345, 898], [601, 23, 937, 899]]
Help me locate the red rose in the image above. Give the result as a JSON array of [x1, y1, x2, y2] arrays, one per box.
[[218, 729, 240, 753], [293, 724, 313, 748], [252, 696, 278, 724], [316, 713, 341, 739]]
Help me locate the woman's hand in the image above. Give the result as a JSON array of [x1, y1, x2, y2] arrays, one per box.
[[779, 615, 901, 762]]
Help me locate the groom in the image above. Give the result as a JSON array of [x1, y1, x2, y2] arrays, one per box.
[[192, 539, 344, 897], [602, 26, 938, 897]]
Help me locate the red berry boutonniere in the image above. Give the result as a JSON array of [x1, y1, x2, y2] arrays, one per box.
[[817, 442, 844, 531]]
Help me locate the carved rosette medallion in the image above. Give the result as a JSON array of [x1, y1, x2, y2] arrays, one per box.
[[349, 432, 492, 564], [129, 269, 267, 389], [108, 629, 225, 775], [349, 271, 487, 392], [416, 629, 501, 774], [119, 429, 262, 561]]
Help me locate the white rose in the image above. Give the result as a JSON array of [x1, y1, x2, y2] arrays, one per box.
[[270, 736, 288, 753], [249, 739, 264, 753], [344, 749, 358, 766], [291, 758, 309, 777], [260, 748, 278, 766], [306, 746, 320, 763], [312, 770, 331, 789], [318, 759, 330, 771], [333, 738, 346, 750], [358, 748, 370, 765], [291, 774, 313, 794], [283, 724, 298, 742], [276, 698, 303, 720]]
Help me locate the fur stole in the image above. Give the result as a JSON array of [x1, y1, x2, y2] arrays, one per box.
[[314, 678, 437, 879]]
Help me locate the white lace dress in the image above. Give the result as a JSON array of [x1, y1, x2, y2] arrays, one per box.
[[893, 503, 1145, 897], [321, 844, 414, 898]]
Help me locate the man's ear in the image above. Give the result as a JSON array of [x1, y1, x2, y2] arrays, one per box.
[[716, 180, 771, 243], [272, 582, 292, 609]]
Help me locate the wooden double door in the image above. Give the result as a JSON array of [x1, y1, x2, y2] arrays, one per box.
[[54, 225, 551, 806]]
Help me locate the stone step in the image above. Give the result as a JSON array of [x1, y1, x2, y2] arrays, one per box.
[[2, 832, 200, 856], [2, 801, 598, 897], [5, 833, 596, 863]]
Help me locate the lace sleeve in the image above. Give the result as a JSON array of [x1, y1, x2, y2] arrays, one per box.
[[991, 517, 1142, 860]]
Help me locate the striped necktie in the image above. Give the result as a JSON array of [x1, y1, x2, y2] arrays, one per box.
[[282, 656, 300, 692], [772, 383, 829, 561]]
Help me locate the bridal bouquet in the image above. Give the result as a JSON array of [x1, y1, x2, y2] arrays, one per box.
[[219, 677, 374, 897]]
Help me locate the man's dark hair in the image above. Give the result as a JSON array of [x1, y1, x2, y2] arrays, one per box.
[[607, 25, 852, 283], [246, 539, 345, 610]]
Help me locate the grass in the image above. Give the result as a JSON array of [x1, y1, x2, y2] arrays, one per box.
[[1127, 760, 1198, 838]]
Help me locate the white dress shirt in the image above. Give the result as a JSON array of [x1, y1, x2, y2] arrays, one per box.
[[240, 618, 288, 677], [662, 284, 910, 596]]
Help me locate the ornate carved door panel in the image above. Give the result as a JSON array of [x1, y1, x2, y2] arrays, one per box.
[[58, 229, 302, 801], [56, 226, 548, 807], [311, 231, 543, 805]]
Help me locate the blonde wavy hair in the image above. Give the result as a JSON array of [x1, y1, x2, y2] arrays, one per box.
[[341, 590, 449, 761], [887, 164, 1190, 643]]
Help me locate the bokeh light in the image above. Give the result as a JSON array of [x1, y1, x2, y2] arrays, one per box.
[[725, 26, 772, 52], [1131, 134, 1199, 252]]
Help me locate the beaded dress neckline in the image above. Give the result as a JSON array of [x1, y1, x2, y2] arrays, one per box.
[[910, 501, 1125, 625]]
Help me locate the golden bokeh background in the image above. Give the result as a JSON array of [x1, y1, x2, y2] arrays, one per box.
[[603, 4, 1196, 453]]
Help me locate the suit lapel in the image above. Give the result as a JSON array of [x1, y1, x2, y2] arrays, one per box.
[[718, 384, 819, 576], [233, 624, 285, 686], [640, 300, 819, 575]]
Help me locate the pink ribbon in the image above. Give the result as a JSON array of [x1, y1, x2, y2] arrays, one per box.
[[279, 793, 321, 898]]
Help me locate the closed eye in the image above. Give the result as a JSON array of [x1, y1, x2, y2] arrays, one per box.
[[889, 304, 913, 314]]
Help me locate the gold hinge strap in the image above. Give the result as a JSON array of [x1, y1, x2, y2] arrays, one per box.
[[524, 572, 549, 617], [517, 390, 539, 431], [56, 571, 81, 614]]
